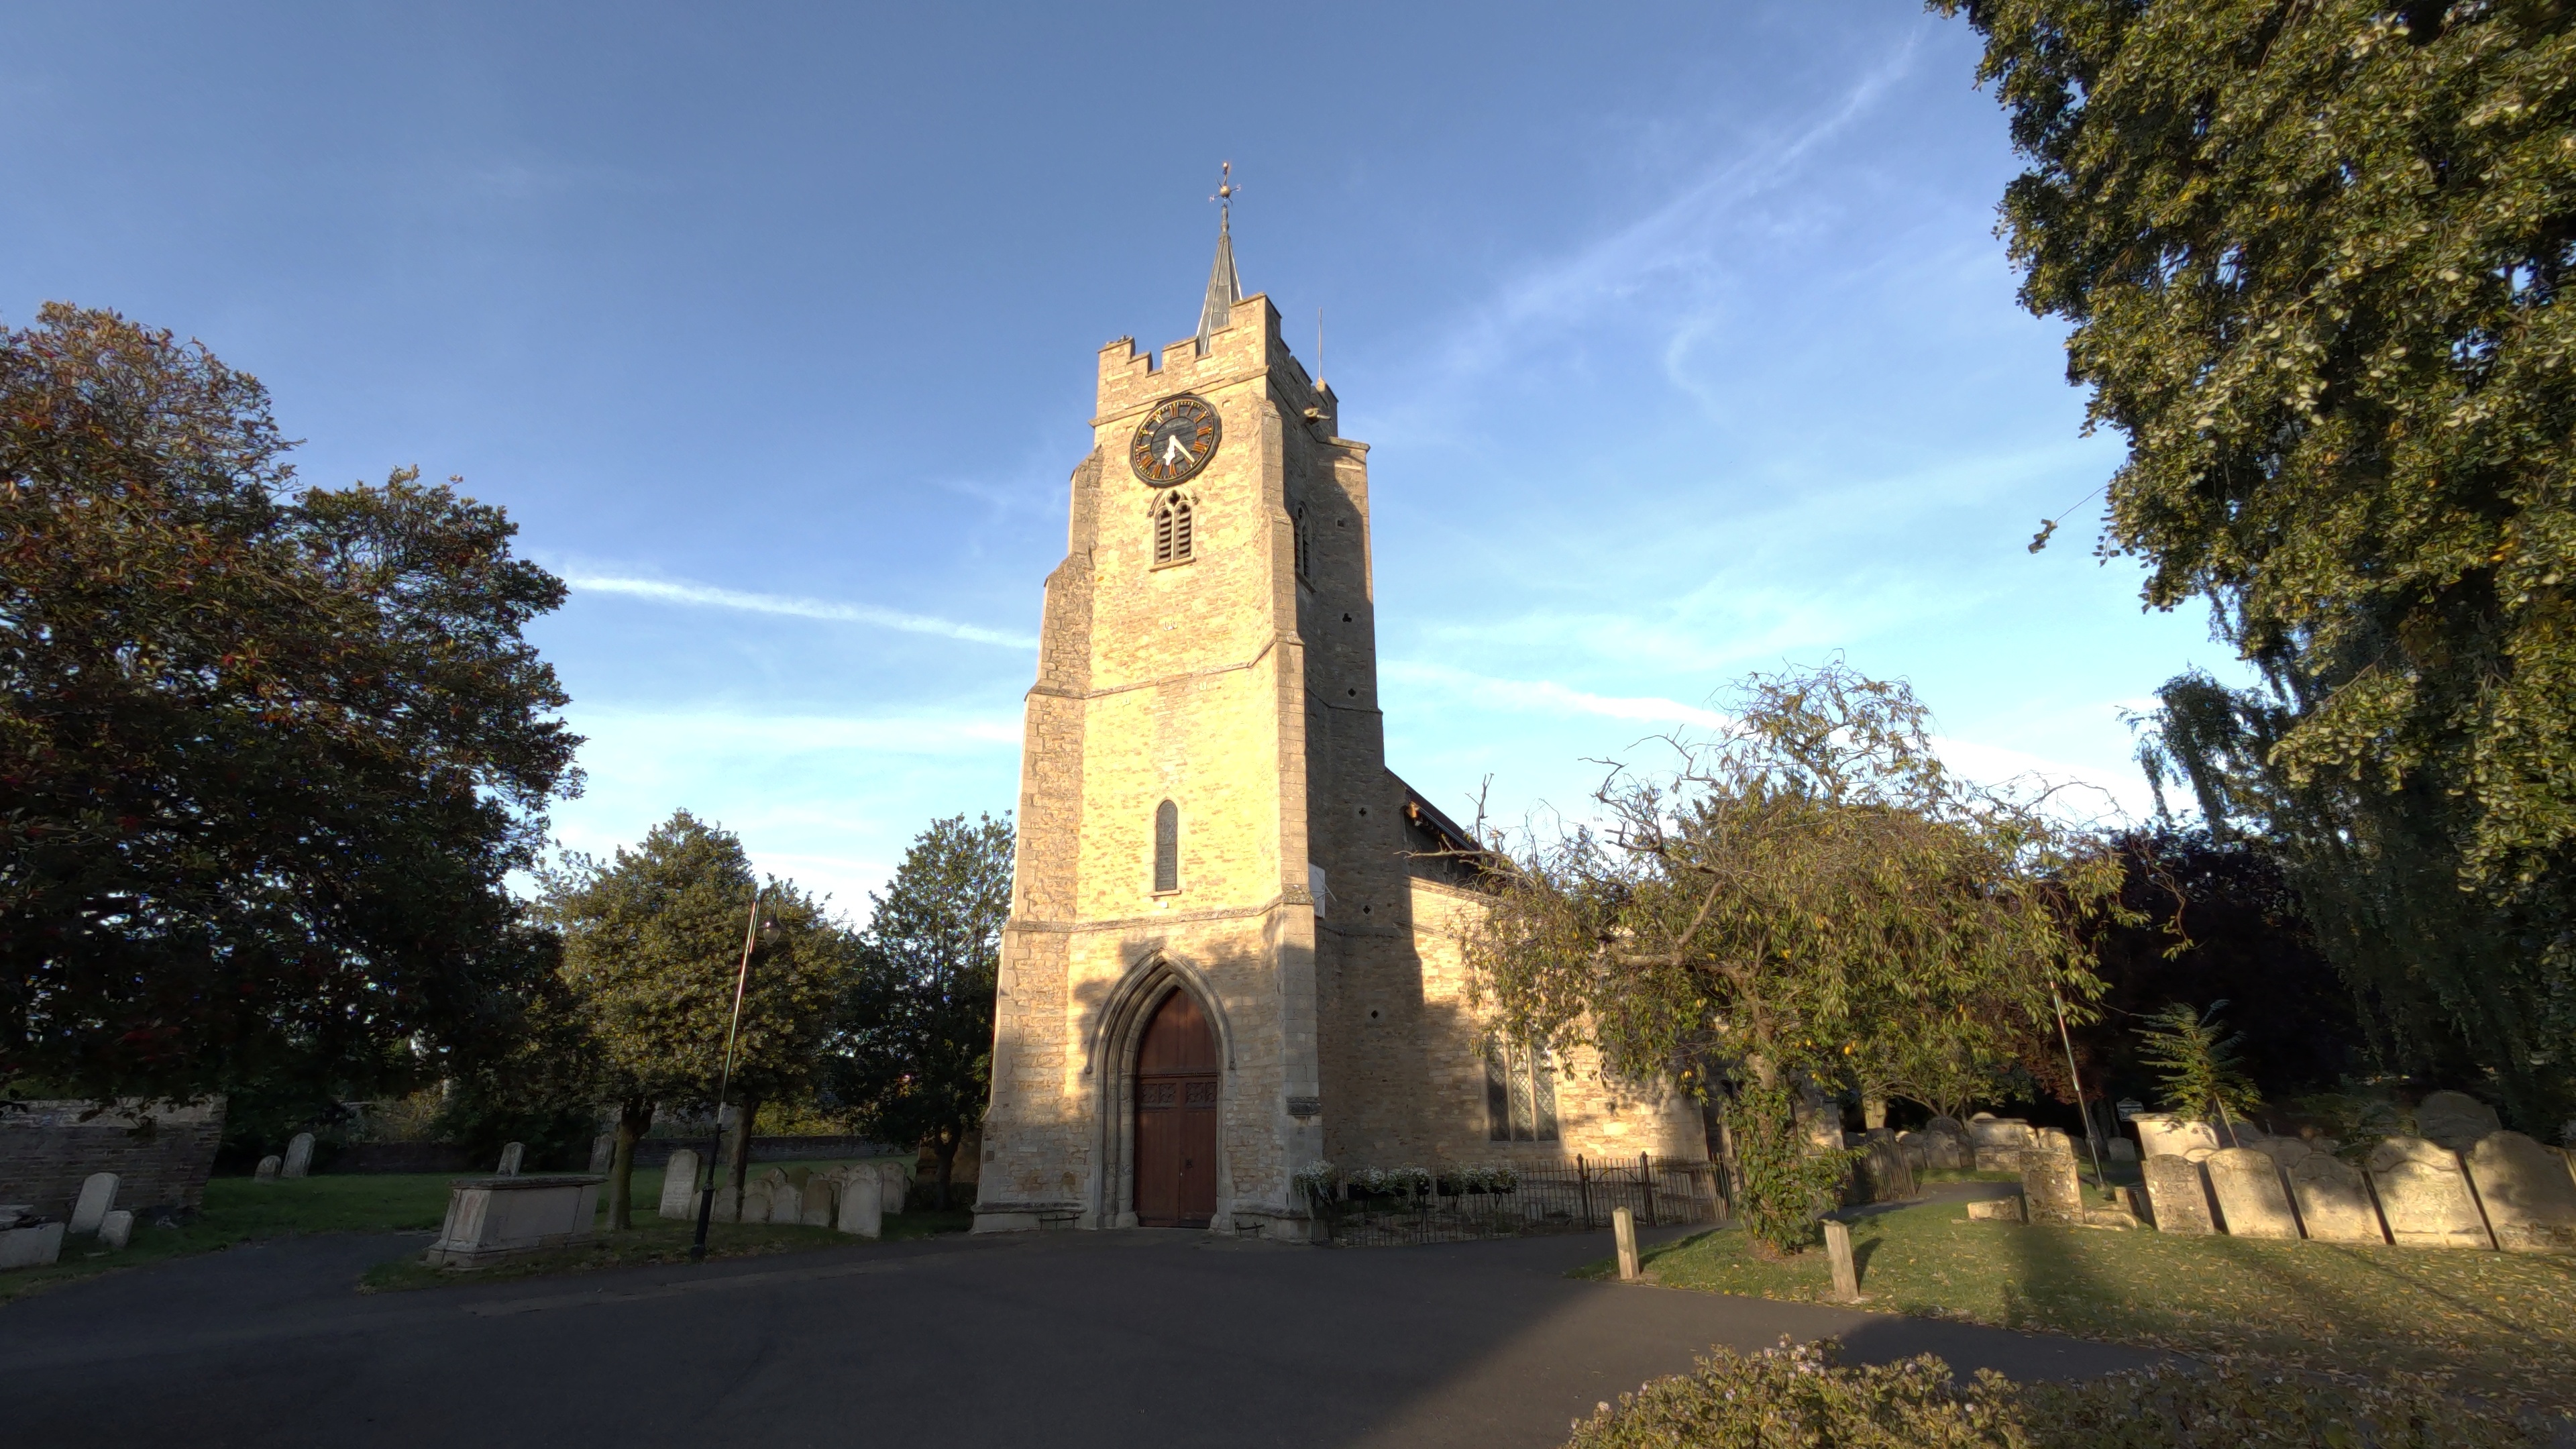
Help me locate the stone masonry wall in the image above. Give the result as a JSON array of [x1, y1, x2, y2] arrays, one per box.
[[1, 1098, 227, 1218]]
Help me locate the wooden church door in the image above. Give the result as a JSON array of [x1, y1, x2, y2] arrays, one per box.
[[1134, 989, 1218, 1227]]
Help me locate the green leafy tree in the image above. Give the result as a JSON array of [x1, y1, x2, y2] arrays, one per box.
[[824, 813, 1014, 1209], [1, 304, 580, 1108], [2137, 1001, 2263, 1144], [545, 811, 848, 1229], [1469, 663, 2123, 1251], [1934, 0, 2576, 1126]]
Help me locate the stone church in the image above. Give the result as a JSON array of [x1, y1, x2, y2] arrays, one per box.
[[972, 198, 1703, 1238]]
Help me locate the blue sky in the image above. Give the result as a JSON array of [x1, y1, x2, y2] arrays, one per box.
[[3, 3, 2237, 918]]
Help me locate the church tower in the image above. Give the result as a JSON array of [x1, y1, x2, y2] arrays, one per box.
[[973, 184, 1703, 1238]]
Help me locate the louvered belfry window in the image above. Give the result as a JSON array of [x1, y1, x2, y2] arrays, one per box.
[[1153, 800, 1181, 892], [1154, 494, 1193, 566], [1485, 1039, 1561, 1142]]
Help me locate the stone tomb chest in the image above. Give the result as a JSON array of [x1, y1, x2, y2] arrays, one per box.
[[426, 1174, 604, 1269]]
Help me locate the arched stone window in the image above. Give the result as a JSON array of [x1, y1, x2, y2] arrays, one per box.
[[1485, 1038, 1560, 1142], [1152, 494, 1194, 566], [1153, 800, 1180, 893]]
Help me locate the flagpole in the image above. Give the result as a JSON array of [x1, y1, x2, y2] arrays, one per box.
[[691, 886, 763, 1263]]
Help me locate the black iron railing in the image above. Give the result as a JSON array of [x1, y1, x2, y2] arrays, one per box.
[[1311, 1155, 1726, 1248]]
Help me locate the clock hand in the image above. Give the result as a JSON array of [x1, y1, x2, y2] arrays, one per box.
[[1163, 434, 1192, 468]]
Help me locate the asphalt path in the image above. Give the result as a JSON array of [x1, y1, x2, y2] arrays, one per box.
[[0, 1219, 2155, 1448]]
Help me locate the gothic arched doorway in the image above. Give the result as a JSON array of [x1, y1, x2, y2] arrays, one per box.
[[1134, 989, 1219, 1227]]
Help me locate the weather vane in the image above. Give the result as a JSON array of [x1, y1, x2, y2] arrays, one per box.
[[1212, 160, 1237, 220]]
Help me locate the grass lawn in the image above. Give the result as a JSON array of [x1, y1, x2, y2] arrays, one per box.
[[1599, 1200, 2576, 1419], [2, 1159, 969, 1306]]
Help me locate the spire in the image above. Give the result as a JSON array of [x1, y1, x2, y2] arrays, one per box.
[[1195, 162, 1242, 356]]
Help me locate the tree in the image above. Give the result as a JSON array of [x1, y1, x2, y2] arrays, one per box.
[[824, 813, 1014, 1210], [1468, 663, 2124, 1250], [545, 812, 848, 1229], [1, 304, 580, 1108], [2137, 1001, 2264, 1145], [1933, 1, 2576, 1127]]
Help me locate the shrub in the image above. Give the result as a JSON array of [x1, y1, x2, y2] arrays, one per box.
[[1565, 1340, 2537, 1449]]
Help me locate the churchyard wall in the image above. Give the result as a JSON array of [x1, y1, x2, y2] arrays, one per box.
[[1, 1098, 225, 1218]]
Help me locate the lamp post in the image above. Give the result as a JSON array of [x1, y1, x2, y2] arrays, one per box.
[[691, 887, 763, 1264]]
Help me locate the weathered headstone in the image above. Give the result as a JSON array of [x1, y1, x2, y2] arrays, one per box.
[[496, 1142, 525, 1177], [2143, 1155, 2216, 1235], [800, 1176, 835, 1228], [69, 1173, 119, 1235], [878, 1159, 910, 1215], [1856, 1130, 1915, 1203], [2287, 1152, 2386, 1244], [587, 1133, 616, 1175], [2108, 1138, 2137, 1163], [97, 1209, 135, 1250], [2021, 1148, 2084, 1226], [2183, 1145, 2218, 1164], [658, 1148, 702, 1220], [254, 1154, 282, 1181], [710, 1168, 740, 1223], [1964, 1195, 2023, 1222], [1894, 1131, 1928, 1173], [1969, 1116, 2034, 1173], [2205, 1147, 2300, 1239], [2133, 1114, 2221, 1161], [836, 1169, 883, 1238], [742, 1168, 782, 1224], [1823, 1219, 1859, 1301], [2415, 1091, 2502, 1152], [2367, 1136, 2493, 1249], [282, 1132, 315, 1179], [2462, 1132, 2576, 1252], [2251, 1138, 2312, 1173]]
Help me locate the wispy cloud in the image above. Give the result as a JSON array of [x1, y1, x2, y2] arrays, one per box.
[[1385, 661, 1727, 730], [565, 573, 1037, 649]]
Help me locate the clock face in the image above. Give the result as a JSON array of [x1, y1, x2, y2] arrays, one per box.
[[1130, 394, 1220, 485]]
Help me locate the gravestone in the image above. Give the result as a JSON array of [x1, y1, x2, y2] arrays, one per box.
[[878, 1160, 910, 1215], [658, 1148, 702, 1220], [2183, 1145, 2218, 1164], [2133, 1114, 2220, 1160], [587, 1133, 615, 1175], [1856, 1130, 1915, 1203], [2462, 1132, 2576, 1252], [1894, 1131, 1928, 1173], [2143, 1155, 2216, 1235], [2367, 1136, 2493, 1249], [1964, 1196, 2022, 1222], [709, 1168, 740, 1223], [800, 1176, 836, 1228], [496, 1142, 525, 1177], [2021, 1148, 2084, 1226], [749, 1169, 788, 1225], [2108, 1138, 2137, 1163], [69, 1173, 119, 1235], [2205, 1147, 2300, 1239], [2287, 1152, 2386, 1244], [2251, 1138, 2311, 1173], [254, 1155, 282, 1181], [281, 1132, 315, 1179], [97, 1209, 135, 1250], [2415, 1091, 2502, 1152], [1969, 1116, 2033, 1173], [0, 1221, 64, 1269], [836, 1169, 882, 1238]]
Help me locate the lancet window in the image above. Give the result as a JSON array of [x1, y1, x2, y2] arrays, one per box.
[[1153, 494, 1194, 566], [1485, 1039, 1560, 1143], [1153, 800, 1181, 893]]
